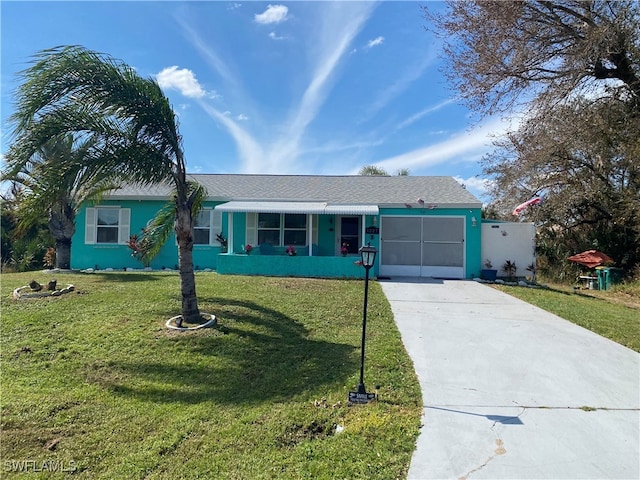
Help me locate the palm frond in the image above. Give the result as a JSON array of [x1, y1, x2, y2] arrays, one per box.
[[138, 200, 177, 264], [5, 133, 120, 236], [9, 45, 183, 186], [186, 181, 208, 214], [136, 181, 207, 264]]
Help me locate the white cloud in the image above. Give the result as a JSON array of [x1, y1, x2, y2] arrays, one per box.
[[273, 2, 377, 170], [367, 36, 384, 48], [156, 66, 206, 98], [255, 4, 288, 25], [198, 101, 264, 172], [454, 175, 492, 200], [187, 2, 379, 174], [227, 3, 242, 11], [364, 53, 437, 120], [177, 16, 238, 88], [268, 31, 286, 40], [373, 116, 514, 174], [395, 99, 456, 132]]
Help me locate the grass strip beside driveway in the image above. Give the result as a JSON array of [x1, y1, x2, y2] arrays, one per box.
[[494, 283, 640, 352]]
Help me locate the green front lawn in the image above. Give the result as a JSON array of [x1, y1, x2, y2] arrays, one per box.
[[1, 272, 422, 479]]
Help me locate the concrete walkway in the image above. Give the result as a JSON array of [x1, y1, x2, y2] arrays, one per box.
[[380, 278, 639, 480]]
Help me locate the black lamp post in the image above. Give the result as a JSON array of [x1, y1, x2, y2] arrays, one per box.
[[350, 243, 377, 403]]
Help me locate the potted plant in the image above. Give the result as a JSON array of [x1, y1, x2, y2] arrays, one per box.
[[128, 233, 152, 268], [502, 260, 517, 281], [286, 245, 297, 256], [216, 233, 228, 253], [340, 243, 349, 257], [481, 259, 497, 281], [526, 262, 536, 283]]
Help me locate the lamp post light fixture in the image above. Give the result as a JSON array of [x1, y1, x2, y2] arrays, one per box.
[[349, 243, 378, 404]]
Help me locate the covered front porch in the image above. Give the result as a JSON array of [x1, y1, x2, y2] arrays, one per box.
[[214, 201, 379, 278]]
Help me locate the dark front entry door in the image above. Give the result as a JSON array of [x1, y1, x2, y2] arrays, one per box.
[[339, 216, 360, 254]]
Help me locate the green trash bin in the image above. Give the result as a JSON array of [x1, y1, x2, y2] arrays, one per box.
[[596, 267, 615, 290]]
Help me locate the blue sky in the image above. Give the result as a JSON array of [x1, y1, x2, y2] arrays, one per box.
[[1, 1, 512, 200]]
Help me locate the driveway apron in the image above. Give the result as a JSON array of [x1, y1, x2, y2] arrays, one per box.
[[380, 278, 640, 480]]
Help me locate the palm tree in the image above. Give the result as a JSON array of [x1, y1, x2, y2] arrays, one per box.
[[8, 46, 206, 323], [4, 133, 116, 269]]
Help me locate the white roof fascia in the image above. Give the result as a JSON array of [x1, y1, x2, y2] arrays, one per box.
[[324, 205, 379, 215], [215, 201, 328, 214], [215, 201, 378, 215]]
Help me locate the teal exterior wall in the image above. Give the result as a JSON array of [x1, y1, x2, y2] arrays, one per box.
[[71, 201, 480, 278], [217, 254, 366, 278], [465, 210, 483, 278], [71, 200, 227, 271]]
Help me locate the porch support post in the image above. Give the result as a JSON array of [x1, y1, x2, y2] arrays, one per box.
[[361, 215, 367, 247], [228, 212, 234, 254], [307, 214, 313, 256]]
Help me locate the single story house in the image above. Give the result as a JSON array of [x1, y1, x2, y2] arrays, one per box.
[[72, 174, 485, 279]]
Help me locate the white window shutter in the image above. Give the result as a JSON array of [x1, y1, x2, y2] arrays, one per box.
[[211, 209, 221, 245], [118, 208, 131, 244], [246, 212, 257, 245], [85, 208, 96, 244]]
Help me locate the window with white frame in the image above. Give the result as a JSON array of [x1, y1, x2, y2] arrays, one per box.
[[193, 209, 221, 245], [257, 213, 307, 246], [194, 210, 211, 245], [97, 208, 120, 243], [85, 207, 130, 244]]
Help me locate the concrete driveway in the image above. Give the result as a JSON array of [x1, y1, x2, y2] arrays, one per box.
[[380, 278, 639, 480]]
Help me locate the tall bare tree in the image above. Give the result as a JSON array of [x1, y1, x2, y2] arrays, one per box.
[[7, 46, 206, 322], [425, 1, 640, 276], [424, 1, 640, 116]]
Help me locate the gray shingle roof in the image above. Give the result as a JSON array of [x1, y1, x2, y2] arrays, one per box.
[[107, 174, 482, 207]]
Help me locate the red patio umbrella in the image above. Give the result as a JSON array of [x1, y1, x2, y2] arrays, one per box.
[[568, 250, 614, 268]]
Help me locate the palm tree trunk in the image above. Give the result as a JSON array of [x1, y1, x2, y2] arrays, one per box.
[[55, 238, 72, 269], [49, 211, 75, 270], [175, 203, 201, 324]]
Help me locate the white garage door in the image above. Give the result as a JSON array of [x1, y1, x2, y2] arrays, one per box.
[[380, 216, 465, 278]]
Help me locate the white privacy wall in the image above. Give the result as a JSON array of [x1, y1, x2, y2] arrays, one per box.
[[481, 222, 536, 277]]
